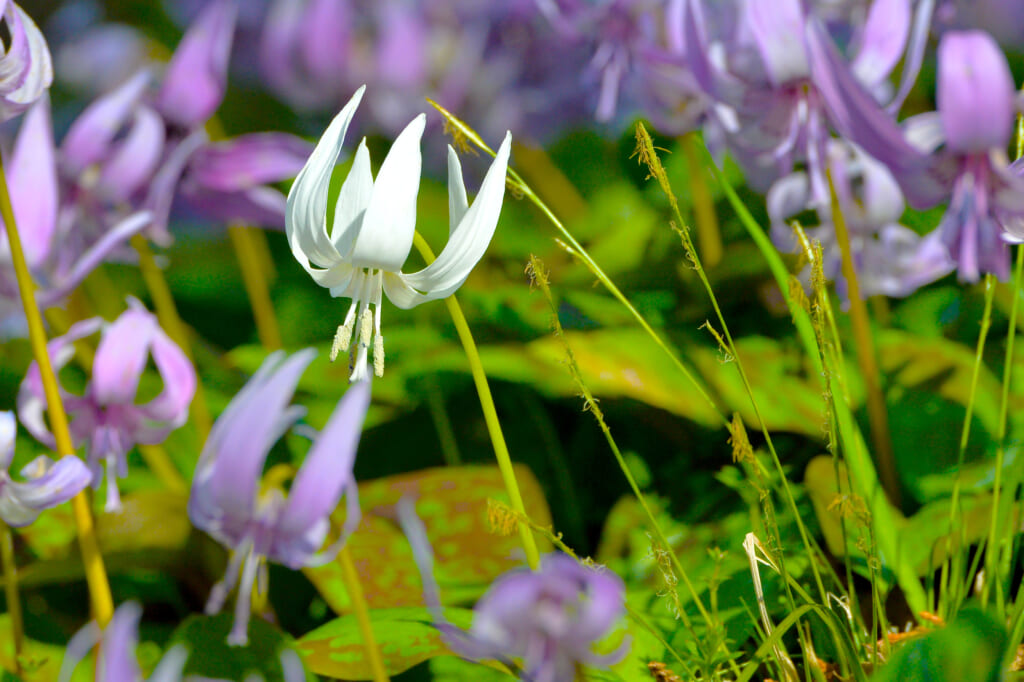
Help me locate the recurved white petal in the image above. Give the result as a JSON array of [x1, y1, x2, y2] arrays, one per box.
[[392, 132, 511, 308], [447, 145, 469, 235], [331, 138, 373, 256], [347, 113, 425, 272], [286, 86, 365, 277]]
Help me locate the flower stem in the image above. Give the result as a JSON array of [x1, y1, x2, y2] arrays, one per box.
[[413, 232, 541, 571], [680, 132, 722, 268], [228, 224, 283, 351], [130, 233, 212, 440], [827, 172, 900, 508], [337, 546, 389, 682], [0, 154, 114, 626], [1, 522, 23, 673]]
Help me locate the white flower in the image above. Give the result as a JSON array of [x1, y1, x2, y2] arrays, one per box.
[[286, 86, 512, 381]]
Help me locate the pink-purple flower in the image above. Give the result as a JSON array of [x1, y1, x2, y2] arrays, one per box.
[[18, 299, 196, 512], [0, 1, 53, 122], [0, 411, 92, 527], [188, 350, 369, 646]]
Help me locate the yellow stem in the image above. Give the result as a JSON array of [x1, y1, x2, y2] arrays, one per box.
[[1, 523, 22, 673], [228, 225, 283, 351], [337, 546, 389, 682], [0, 156, 114, 626], [130, 234, 212, 440], [413, 232, 541, 570], [827, 172, 900, 508], [510, 142, 588, 222], [681, 133, 722, 268]]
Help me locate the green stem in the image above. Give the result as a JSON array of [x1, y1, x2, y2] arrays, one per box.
[[423, 374, 461, 466], [681, 133, 722, 268], [0, 153, 114, 626], [228, 224, 283, 351], [413, 233, 541, 570], [338, 546, 390, 682], [1, 523, 22, 674]]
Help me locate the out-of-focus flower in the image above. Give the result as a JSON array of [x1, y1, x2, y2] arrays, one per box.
[[18, 299, 196, 512], [58, 601, 188, 682], [176, 133, 313, 229], [189, 350, 369, 646], [769, 141, 953, 299], [155, 0, 237, 128], [286, 87, 511, 381], [0, 2, 53, 121], [0, 97, 151, 337], [807, 27, 1024, 280], [0, 411, 92, 527], [400, 499, 628, 682]]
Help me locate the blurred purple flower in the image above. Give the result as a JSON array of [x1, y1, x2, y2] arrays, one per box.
[[807, 26, 1024, 280], [19, 299, 196, 512], [59, 602, 188, 682], [188, 350, 369, 646], [0, 411, 92, 527], [155, 0, 237, 128], [0, 97, 151, 337], [400, 498, 628, 682], [0, 2, 53, 121], [769, 140, 953, 299]]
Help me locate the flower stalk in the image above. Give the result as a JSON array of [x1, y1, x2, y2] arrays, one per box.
[[413, 232, 541, 571], [827, 170, 900, 508], [338, 546, 389, 682], [680, 132, 722, 268], [228, 224, 283, 351], [0, 154, 114, 626]]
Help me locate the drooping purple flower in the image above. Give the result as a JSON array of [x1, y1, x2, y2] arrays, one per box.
[[769, 140, 954, 299], [678, 0, 929, 194], [0, 97, 151, 337], [0, 411, 92, 527], [400, 499, 628, 682], [0, 2, 53, 122], [18, 299, 196, 512], [188, 350, 369, 646], [58, 602, 188, 682], [807, 26, 1024, 280]]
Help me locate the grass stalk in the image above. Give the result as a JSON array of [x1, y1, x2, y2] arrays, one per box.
[[337, 546, 390, 682], [131, 234, 212, 440], [0, 155, 114, 626], [827, 172, 899, 508], [227, 224, 283, 351], [412, 232, 541, 570]]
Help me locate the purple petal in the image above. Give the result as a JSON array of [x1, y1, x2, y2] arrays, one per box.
[[97, 601, 143, 682], [91, 305, 158, 406], [181, 185, 288, 230], [0, 3, 53, 122], [937, 30, 1015, 154], [61, 69, 150, 174], [7, 96, 56, 269], [272, 379, 369, 565], [137, 318, 195, 429], [187, 133, 313, 192], [156, 0, 237, 127], [744, 0, 808, 85], [0, 411, 14, 470], [98, 105, 165, 201], [1, 454, 92, 526], [851, 0, 910, 86]]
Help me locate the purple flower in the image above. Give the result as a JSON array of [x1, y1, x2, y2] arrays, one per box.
[[155, 0, 237, 128], [0, 97, 151, 337], [58, 602, 188, 682], [0, 411, 92, 527], [769, 140, 953, 299], [807, 26, 1024, 280], [400, 499, 628, 682], [0, 2, 53, 122], [18, 299, 196, 512], [188, 350, 369, 646]]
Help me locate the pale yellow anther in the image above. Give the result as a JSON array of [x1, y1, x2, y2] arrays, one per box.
[[373, 335, 384, 377]]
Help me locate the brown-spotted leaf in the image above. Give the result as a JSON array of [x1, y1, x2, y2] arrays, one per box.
[[305, 464, 551, 614]]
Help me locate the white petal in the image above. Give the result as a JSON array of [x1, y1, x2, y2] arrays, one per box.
[[447, 145, 469, 235], [394, 132, 511, 305], [382, 271, 430, 309], [348, 113, 425, 271], [286, 86, 365, 279], [331, 138, 373, 255]]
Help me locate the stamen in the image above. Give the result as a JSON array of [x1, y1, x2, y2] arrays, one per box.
[[374, 333, 384, 378], [329, 302, 359, 362]]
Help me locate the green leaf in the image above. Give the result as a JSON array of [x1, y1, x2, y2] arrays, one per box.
[[0, 616, 67, 682], [170, 613, 303, 682], [297, 606, 502, 678], [870, 608, 1007, 682], [304, 465, 552, 614]]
